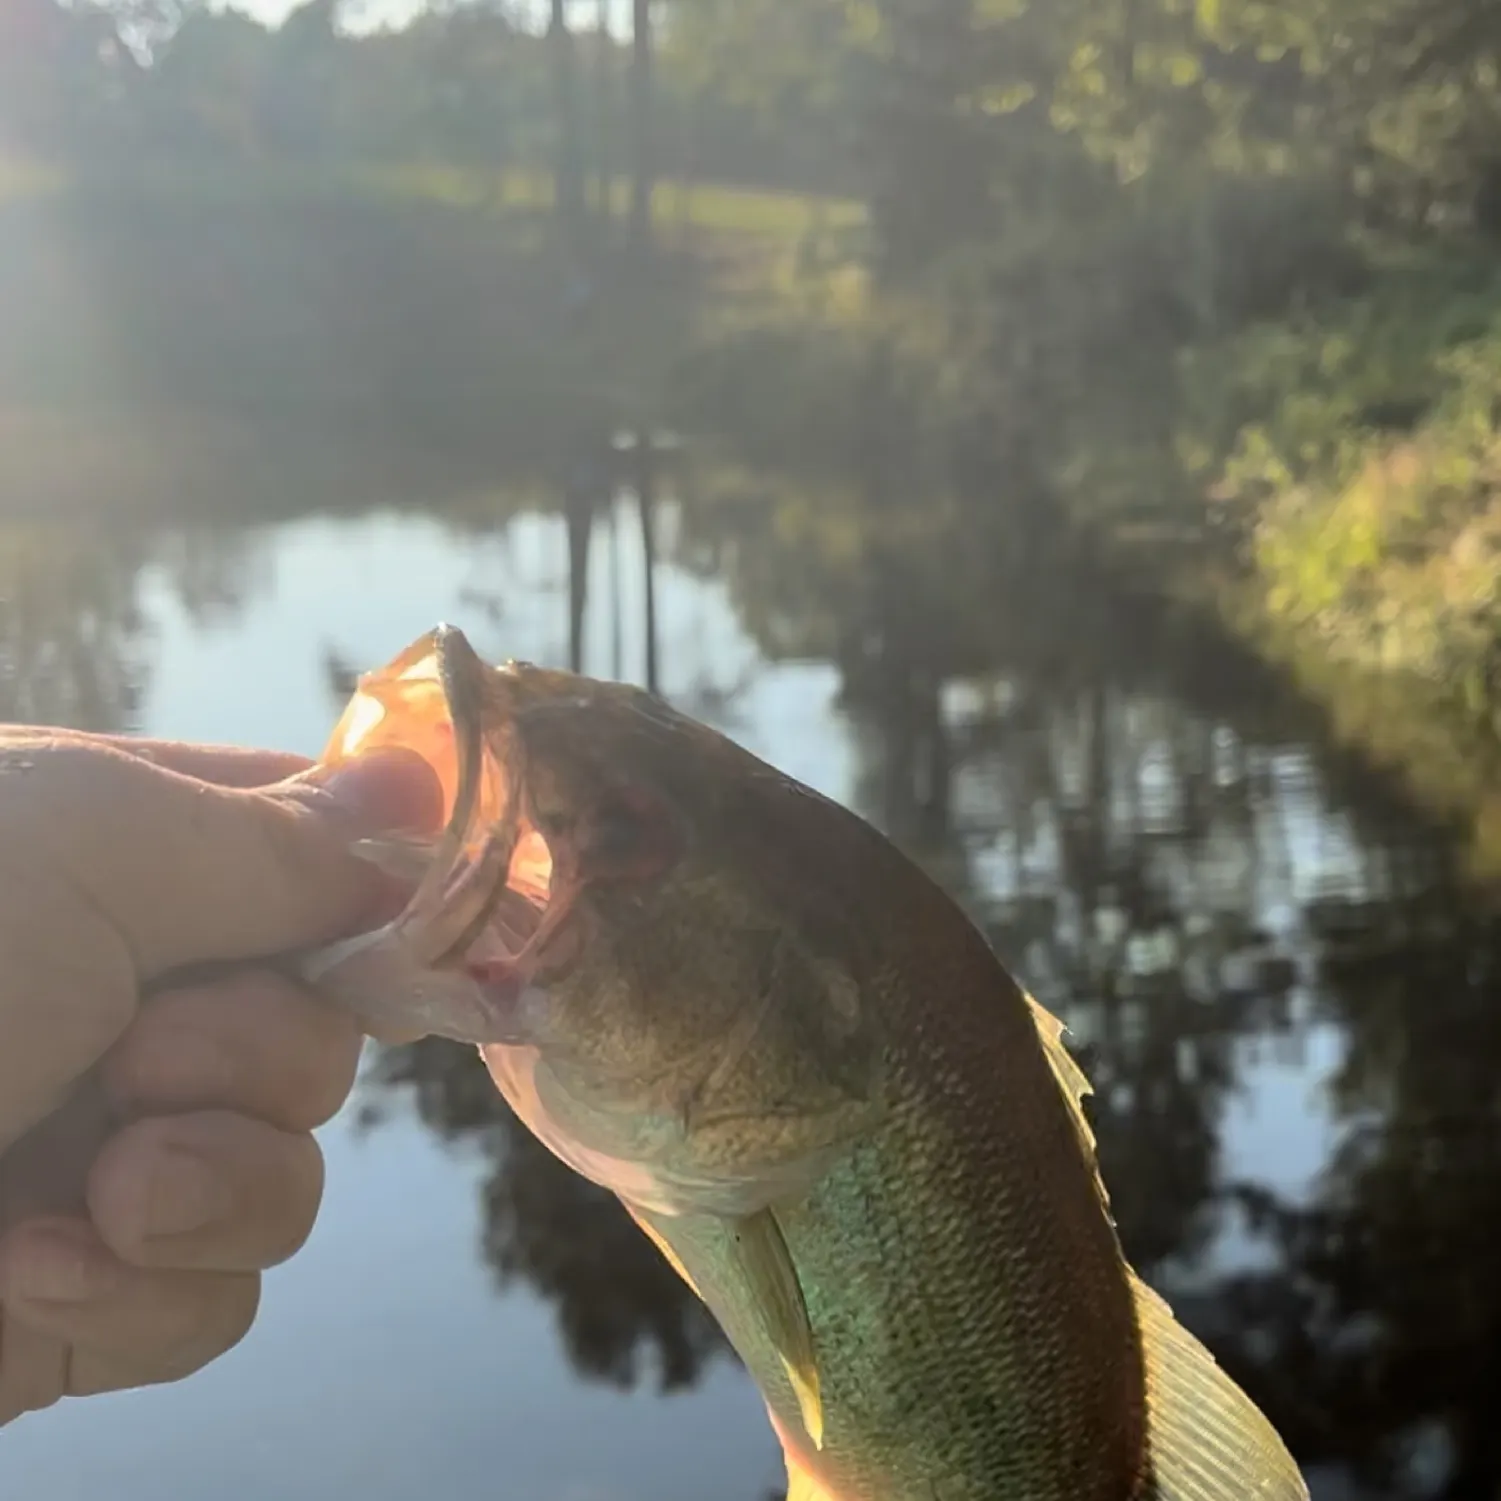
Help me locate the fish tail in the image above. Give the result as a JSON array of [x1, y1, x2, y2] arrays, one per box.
[[1130, 1271, 1308, 1501], [1025, 995, 1305, 1501]]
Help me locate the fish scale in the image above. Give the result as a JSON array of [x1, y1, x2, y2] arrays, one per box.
[[306, 626, 1311, 1501], [763, 1033, 1143, 1499]]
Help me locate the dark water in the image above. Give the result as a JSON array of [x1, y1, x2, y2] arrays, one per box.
[[1, 467, 1498, 1501]]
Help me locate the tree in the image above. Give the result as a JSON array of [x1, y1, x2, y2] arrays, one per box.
[[628, 0, 654, 252], [0, 0, 140, 157], [549, 0, 586, 242]]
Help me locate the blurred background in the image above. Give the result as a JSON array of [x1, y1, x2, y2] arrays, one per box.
[[2, 1, 1500, 1497]]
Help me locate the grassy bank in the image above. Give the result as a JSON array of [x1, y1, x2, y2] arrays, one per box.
[[1198, 263, 1501, 709], [667, 249, 1501, 883], [1224, 598, 1501, 884], [1180, 263, 1501, 882], [0, 158, 858, 517], [0, 155, 864, 260]]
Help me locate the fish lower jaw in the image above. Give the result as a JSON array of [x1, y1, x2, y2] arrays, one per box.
[[303, 804, 578, 1047]]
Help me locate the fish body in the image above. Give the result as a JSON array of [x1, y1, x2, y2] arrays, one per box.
[[304, 627, 1308, 1501]]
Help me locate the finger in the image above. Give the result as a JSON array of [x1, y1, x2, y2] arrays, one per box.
[[0, 1305, 70, 1426], [97, 739, 314, 788], [0, 863, 134, 1152], [0, 1072, 116, 1232], [15, 740, 444, 977], [104, 971, 363, 1133], [2, 729, 310, 789], [86, 1112, 325, 1273], [0, 1219, 259, 1397]]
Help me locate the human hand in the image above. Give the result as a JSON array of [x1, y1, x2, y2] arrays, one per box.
[[0, 728, 441, 1425]]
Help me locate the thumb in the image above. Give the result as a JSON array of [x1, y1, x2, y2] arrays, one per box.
[[38, 742, 445, 981], [0, 744, 441, 1152]]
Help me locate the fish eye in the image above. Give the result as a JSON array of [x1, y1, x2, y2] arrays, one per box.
[[585, 785, 678, 880], [590, 800, 649, 864]]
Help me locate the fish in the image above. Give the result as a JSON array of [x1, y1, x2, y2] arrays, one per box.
[[301, 624, 1309, 1501]]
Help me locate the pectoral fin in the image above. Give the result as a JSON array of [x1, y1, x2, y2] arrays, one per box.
[[731, 1208, 824, 1451], [624, 1204, 703, 1298], [1131, 1271, 1308, 1500]]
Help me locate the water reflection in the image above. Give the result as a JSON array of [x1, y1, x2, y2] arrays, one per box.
[[1224, 921, 1501, 1501], [315, 471, 1501, 1501], [0, 521, 280, 731], [0, 521, 149, 730], [2, 458, 1498, 1501], [360, 1039, 731, 1393]]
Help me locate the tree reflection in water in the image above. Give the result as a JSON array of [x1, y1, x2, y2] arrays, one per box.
[[361, 1038, 732, 1391], [0, 522, 151, 731], [0, 518, 277, 732], [1218, 918, 1501, 1501]]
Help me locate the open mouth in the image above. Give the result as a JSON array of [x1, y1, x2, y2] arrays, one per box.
[[301, 626, 574, 1046], [400, 806, 573, 1043]]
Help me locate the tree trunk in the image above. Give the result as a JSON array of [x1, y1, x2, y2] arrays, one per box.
[[564, 480, 592, 675], [608, 488, 624, 681], [635, 442, 659, 694], [628, 0, 654, 254], [591, 0, 613, 225], [549, 0, 585, 245]]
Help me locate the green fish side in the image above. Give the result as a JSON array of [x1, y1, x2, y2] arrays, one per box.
[[621, 790, 1307, 1501], [305, 632, 1310, 1501], [637, 923, 1149, 1501]]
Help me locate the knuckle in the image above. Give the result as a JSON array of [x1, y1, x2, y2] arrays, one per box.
[[252, 793, 333, 892], [1, 742, 130, 863], [0, 862, 136, 1072]]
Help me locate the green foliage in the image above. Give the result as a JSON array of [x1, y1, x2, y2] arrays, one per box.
[[0, 0, 860, 197], [8, 0, 1501, 766], [649, 0, 1501, 786], [0, 171, 711, 487], [1185, 270, 1501, 717]]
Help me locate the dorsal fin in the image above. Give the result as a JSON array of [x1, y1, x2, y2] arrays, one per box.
[[1024, 992, 1111, 1217]]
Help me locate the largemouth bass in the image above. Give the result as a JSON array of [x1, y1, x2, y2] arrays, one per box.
[[302, 625, 1307, 1501]]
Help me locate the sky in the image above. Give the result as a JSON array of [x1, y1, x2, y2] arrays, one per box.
[[226, 0, 418, 31], [226, 0, 630, 36]]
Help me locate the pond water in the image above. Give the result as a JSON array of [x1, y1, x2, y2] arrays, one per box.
[[1, 478, 1497, 1501]]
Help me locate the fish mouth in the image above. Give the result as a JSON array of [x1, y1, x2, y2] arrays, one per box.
[[390, 793, 571, 1045], [303, 625, 578, 1046]]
